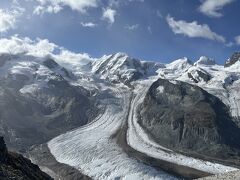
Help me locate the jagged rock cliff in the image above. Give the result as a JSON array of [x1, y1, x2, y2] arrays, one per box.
[[0, 137, 52, 180]]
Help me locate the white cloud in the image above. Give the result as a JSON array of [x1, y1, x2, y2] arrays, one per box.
[[33, 5, 62, 15], [156, 10, 163, 18], [0, 35, 56, 57], [166, 15, 225, 43], [56, 50, 94, 66], [102, 8, 117, 24], [235, 36, 240, 45], [125, 24, 139, 30], [0, 35, 94, 65], [34, 0, 98, 14], [108, 0, 143, 8], [0, 7, 24, 33], [108, 0, 120, 7], [81, 22, 97, 28], [225, 41, 234, 47], [199, 0, 234, 17], [147, 26, 152, 34]]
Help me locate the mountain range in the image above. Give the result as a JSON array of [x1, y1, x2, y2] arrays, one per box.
[[0, 51, 240, 179]]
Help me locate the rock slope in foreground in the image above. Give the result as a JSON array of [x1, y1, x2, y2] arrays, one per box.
[[0, 137, 52, 180], [137, 79, 240, 166]]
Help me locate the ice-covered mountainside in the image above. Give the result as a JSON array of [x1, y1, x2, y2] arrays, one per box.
[[91, 52, 240, 121], [92, 52, 165, 85], [1, 50, 240, 179], [157, 55, 240, 121], [0, 53, 98, 151]]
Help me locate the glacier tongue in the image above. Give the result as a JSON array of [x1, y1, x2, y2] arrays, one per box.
[[48, 85, 177, 180]]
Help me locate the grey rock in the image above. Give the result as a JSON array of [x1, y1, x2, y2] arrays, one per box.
[[0, 137, 52, 180], [137, 79, 240, 166], [188, 68, 212, 83], [225, 52, 240, 67]]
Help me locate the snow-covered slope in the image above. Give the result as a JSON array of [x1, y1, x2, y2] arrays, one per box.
[[92, 53, 165, 84], [0, 54, 73, 95], [0, 53, 98, 150]]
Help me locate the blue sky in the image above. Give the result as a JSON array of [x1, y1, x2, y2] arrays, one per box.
[[0, 0, 240, 64]]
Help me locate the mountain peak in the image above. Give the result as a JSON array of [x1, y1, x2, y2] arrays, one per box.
[[113, 52, 129, 58], [166, 57, 192, 71], [194, 56, 215, 66], [225, 52, 240, 67], [171, 57, 192, 64]]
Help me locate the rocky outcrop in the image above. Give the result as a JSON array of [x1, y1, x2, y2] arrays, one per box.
[[225, 52, 240, 67], [0, 137, 52, 180], [187, 68, 212, 83], [137, 79, 240, 165]]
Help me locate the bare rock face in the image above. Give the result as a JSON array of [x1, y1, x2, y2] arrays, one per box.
[[187, 68, 212, 83], [137, 79, 240, 165], [0, 137, 52, 180], [0, 137, 8, 163], [225, 52, 240, 67]]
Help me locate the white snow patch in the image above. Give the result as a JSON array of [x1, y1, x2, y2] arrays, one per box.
[[157, 86, 164, 93]]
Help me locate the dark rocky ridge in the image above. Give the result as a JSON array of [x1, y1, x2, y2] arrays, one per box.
[[188, 68, 212, 83], [225, 52, 240, 67], [0, 137, 52, 180], [137, 79, 240, 166], [43, 58, 73, 79]]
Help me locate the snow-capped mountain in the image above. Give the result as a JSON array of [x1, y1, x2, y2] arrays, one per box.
[[92, 52, 165, 84], [1, 51, 240, 180], [0, 54, 98, 151]]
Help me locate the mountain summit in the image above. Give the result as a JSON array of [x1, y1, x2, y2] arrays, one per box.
[[225, 52, 240, 67]]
